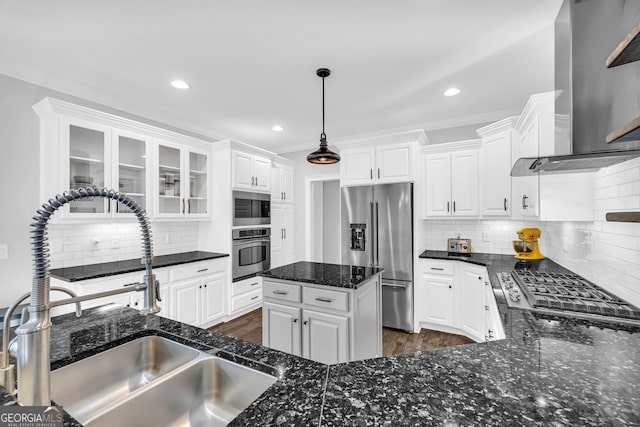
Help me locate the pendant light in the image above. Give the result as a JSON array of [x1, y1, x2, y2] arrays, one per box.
[[307, 68, 341, 164]]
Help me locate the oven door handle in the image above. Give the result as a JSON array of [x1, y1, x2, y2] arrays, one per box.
[[233, 239, 271, 246]]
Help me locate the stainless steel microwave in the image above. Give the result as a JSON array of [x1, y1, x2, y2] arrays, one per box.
[[233, 191, 270, 226]]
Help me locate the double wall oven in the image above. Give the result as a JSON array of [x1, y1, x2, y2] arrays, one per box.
[[232, 228, 271, 281]]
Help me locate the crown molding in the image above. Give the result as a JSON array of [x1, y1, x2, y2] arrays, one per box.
[[33, 97, 215, 147], [422, 138, 482, 153], [211, 138, 278, 158], [475, 116, 520, 138], [515, 91, 557, 132]]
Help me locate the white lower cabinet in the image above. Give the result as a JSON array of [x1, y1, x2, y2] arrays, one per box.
[[262, 275, 382, 364], [230, 276, 262, 317], [419, 259, 503, 343]]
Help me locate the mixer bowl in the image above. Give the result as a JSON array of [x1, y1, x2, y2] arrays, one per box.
[[512, 240, 533, 253]]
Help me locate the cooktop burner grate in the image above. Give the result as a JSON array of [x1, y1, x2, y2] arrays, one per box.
[[510, 270, 640, 320]]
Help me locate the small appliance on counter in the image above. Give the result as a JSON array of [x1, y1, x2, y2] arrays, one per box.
[[512, 227, 545, 260], [447, 238, 472, 255]]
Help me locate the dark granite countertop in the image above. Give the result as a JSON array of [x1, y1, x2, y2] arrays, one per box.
[[2, 252, 640, 425], [49, 251, 229, 282], [259, 261, 384, 289]]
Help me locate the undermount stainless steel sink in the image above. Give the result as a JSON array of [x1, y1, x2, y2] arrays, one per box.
[[50, 336, 277, 426]]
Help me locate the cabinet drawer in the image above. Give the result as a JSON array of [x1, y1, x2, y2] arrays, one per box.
[[303, 287, 349, 312], [170, 260, 224, 282], [263, 281, 301, 303], [231, 289, 262, 312], [233, 276, 263, 296], [422, 260, 454, 276]]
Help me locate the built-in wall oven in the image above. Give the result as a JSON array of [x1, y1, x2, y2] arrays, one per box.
[[232, 228, 271, 281], [233, 191, 270, 226]]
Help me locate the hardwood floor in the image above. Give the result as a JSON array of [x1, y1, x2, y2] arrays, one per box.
[[209, 308, 474, 356]]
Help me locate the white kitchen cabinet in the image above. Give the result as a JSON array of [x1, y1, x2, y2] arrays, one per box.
[[232, 151, 272, 192], [271, 204, 294, 268], [263, 302, 301, 356], [423, 145, 480, 218], [154, 140, 210, 219], [170, 265, 228, 327], [458, 263, 487, 343], [513, 115, 540, 218], [201, 272, 227, 325], [262, 275, 382, 364], [34, 98, 212, 222], [477, 118, 517, 217], [272, 162, 294, 203], [303, 309, 349, 365], [171, 278, 201, 326], [230, 276, 262, 318], [339, 140, 416, 186], [418, 259, 503, 343]]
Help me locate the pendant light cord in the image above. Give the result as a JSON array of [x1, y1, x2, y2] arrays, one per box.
[[321, 76, 326, 142]]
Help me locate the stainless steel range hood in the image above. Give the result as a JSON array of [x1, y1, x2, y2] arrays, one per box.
[[511, 0, 640, 177]]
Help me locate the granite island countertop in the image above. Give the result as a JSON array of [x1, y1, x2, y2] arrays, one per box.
[[259, 261, 384, 289], [49, 251, 229, 282], [2, 252, 640, 425]]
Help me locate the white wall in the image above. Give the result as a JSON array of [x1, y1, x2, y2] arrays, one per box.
[[0, 73, 212, 308]]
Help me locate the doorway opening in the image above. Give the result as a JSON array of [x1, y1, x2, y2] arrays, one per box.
[[305, 176, 340, 263]]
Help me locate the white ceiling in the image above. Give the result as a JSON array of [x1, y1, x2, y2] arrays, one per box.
[[0, 0, 562, 153]]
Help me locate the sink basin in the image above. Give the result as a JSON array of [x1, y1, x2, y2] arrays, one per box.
[[51, 336, 200, 424], [87, 356, 277, 427]]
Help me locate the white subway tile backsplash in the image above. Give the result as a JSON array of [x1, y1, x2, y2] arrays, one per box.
[[49, 221, 200, 268]]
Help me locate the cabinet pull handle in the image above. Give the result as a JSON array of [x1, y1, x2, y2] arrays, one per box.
[[281, 228, 284, 239], [284, 228, 286, 239], [293, 318, 298, 323], [251, 295, 259, 300], [204, 284, 207, 288], [255, 176, 258, 186], [250, 282, 259, 286], [187, 199, 191, 213], [447, 201, 450, 212], [485, 305, 490, 310], [281, 191, 284, 200], [107, 200, 111, 214], [377, 168, 380, 179], [448, 285, 452, 289], [284, 192, 286, 200], [504, 197, 508, 211], [182, 198, 185, 213], [453, 201, 456, 212], [478, 276, 482, 280], [431, 267, 444, 271], [273, 290, 288, 295], [199, 285, 202, 289], [370, 169, 373, 180], [197, 268, 208, 273], [116, 202, 119, 214], [303, 320, 308, 325], [485, 281, 490, 286], [522, 194, 528, 209], [315, 297, 333, 303]]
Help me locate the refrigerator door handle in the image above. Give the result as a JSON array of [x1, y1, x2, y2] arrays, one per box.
[[369, 201, 375, 267], [375, 201, 380, 266]]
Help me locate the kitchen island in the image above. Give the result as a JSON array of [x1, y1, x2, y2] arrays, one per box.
[[260, 261, 384, 364], [1, 253, 639, 425]]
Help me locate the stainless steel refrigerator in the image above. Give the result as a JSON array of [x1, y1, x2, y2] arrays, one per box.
[[341, 182, 413, 331]]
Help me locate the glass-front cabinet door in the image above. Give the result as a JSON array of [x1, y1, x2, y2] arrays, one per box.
[[63, 118, 111, 218], [156, 142, 183, 217], [187, 149, 209, 216], [113, 130, 149, 216]]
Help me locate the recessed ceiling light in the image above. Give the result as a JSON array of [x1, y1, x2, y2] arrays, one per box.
[[444, 88, 461, 97], [170, 80, 190, 89], [272, 125, 284, 132]]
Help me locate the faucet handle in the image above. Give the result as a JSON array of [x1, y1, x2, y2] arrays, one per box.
[[155, 280, 162, 302]]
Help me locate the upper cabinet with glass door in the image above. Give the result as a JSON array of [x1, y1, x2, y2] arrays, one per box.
[[155, 140, 210, 219], [112, 130, 150, 217]]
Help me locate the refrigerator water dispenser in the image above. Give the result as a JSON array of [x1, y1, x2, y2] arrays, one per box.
[[350, 223, 366, 251]]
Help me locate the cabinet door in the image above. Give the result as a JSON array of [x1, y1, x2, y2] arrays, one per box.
[[156, 141, 184, 217], [282, 166, 294, 202], [232, 151, 254, 190], [481, 132, 511, 216], [271, 165, 283, 202], [458, 264, 486, 342], [171, 279, 201, 326], [303, 309, 349, 365], [451, 150, 479, 217], [186, 148, 209, 217], [62, 117, 111, 218], [112, 130, 149, 217], [375, 142, 413, 183], [513, 115, 540, 218], [263, 302, 301, 356], [419, 276, 455, 327], [270, 205, 283, 257], [282, 205, 294, 249], [201, 273, 226, 325], [253, 156, 272, 191], [340, 147, 375, 186], [424, 153, 452, 217]]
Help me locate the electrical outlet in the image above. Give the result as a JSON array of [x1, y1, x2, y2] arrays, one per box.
[[91, 238, 101, 250], [0, 244, 8, 260], [111, 239, 120, 249], [482, 232, 491, 242]]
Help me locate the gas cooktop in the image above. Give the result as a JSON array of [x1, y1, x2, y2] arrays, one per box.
[[497, 270, 640, 324]]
